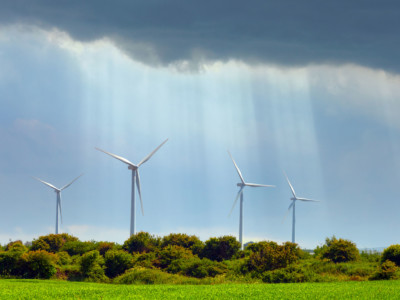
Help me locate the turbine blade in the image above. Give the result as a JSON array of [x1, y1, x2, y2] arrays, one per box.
[[297, 197, 320, 202], [245, 183, 275, 188], [58, 193, 63, 225], [95, 147, 137, 168], [283, 171, 297, 198], [33, 177, 59, 191], [282, 201, 295, 223], [136, 170, 144, 216], [228, 187, 244, 217], [61, 173, 84, 191], [227, 151, 245, 184], [137, 138, 168, 167]]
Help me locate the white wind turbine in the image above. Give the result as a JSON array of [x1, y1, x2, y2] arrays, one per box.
[[228, 151, 275, 250], [33, 174, 83, 234], [96, 139, 168, 236], [284, 172, 319, 244]]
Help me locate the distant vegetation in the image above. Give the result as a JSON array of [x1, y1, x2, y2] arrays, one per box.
[[0, 233, 399, 284]]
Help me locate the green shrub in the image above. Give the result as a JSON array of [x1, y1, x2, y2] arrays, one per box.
[[201, 236, 241, 261], [381, 245, 400, 266], [0, 251, 23, 276], [31, 234, 78, 253], [104, 250, 133, 278], [20, 250, 57, 279], [5, 240, 27, 253], [319, 236, 360, 263], [61, 241, 98, 256], [167, 256, 227, 278], [79, 250, 107, 282], [156, 245, 195, 269], [262, 265, 321, 283], [370, 260, 399, 280], [98, 242, 117, 256], [123, 232, 161, 254], [161, 233, 204, 253], [243, 241, 301, 274], [132, 252, 158, 269], [113, 267, 201, 284], [360, 250, 381, 263], [56, 251, 72, 266]]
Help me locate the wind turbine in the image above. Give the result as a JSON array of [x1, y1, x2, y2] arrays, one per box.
[[284, 172, 319, 244], [96, 139, 168, 236], [33, 174, 83, 234], [228, 151, 275, 250]]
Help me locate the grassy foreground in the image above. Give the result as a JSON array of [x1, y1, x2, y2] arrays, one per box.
[[1, 279, 400, 299]]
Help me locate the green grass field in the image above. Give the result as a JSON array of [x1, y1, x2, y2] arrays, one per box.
[[1, 279, 400, 299]]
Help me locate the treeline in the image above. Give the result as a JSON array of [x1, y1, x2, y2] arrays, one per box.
[[0, 233, 399, 283]]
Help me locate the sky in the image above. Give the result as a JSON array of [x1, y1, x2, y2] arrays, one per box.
[[1, 1, 400, 249]]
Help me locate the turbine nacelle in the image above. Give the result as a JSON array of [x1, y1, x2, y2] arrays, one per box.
[[128, 165, 138, 170], [237, 183, 245, 187]]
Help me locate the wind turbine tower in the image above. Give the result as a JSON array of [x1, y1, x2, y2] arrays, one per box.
[[228, 151, 275, 250], [284, 172, 320, 244], [33, 174, 83, 234], [96, 139, 168, 236]]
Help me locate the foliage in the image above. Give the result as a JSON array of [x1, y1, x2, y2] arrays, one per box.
[[243, 241, 301, 274], [319, 236, 360, 263], [56, 251, 72, 266], [360, 250, 381, 263], [20, 250, 57, 279], [156, 245, 195, 269], [5, 240, 28, 253], [31, 234, 78, 253], [262, 265, 321, 283], [61, 241, 98, 256], [122, 232, 161, 254], [161, 233, 204, 254], [200, 236, 241, 261], [79, 250, 107, 282], [98, 242, 117, 256], [104, 250, 133, 278], [369, 260, 399, 280], [113, 267, 201, 284], [381, 244, 400, 266]]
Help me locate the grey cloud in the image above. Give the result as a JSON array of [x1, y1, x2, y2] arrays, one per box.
[[1, 0, 399, 72]]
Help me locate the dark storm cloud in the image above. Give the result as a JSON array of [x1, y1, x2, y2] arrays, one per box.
[[1, 0, 399, 71]]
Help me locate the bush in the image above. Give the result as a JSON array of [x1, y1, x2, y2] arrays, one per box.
[[319, 236, 360, 263], [31, 234, 78, 253], [5, 240, 27, 253], [113, 267, 201, 284], [201, 236, 241, 261], [56, 251, 72, 266], [370, 260, 399, 280], [98, 242, 117, 256], [20, 250, 57, 279], [161, 233, 204, 253], [123, 232, 161, 254], [381, 245, 400, 266], [79, 250, 107, 282], [156, 245, 195, 269], [61, 241, 98, 256], [167, 256, 227, 278], [104, 250, 133, 278], [262, 265, 321, 283], [243, 241, 301, 274]]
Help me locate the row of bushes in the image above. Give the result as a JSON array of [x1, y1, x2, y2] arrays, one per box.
[[1, 233, 400, 283]]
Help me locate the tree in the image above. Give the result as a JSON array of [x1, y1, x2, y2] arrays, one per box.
[[61, 241, 98, 256], [161, 233, 204, 252], [123, 232, 161, 253], [104, 250, 133, 278], [200, 236, 241, 261], [243, 241, 300, 273], [381, 245, 400, 266], [319, 236, 359, 263], [80, 250, 107, 281], [20, 250, 57, 279], [31, 234, 78, 253]]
